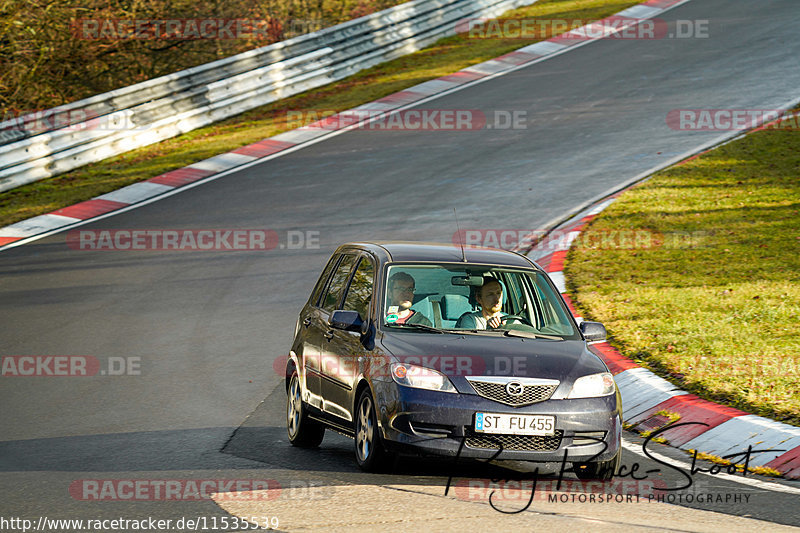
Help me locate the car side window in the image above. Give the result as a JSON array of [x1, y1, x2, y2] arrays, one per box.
[[501, 272, 523, 313], [342, 257, 374, 320], [311, 254, 340, 307], [321, 254, 357, 313]]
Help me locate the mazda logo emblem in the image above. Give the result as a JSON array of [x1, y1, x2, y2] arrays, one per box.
[[505, 381, 524, 396]]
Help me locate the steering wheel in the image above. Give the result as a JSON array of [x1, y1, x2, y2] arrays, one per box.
[[499, 314, 532, 327]]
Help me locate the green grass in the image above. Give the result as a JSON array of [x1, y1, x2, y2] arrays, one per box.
[[0, 0, 645, 227], [565, 112, 800, 426]]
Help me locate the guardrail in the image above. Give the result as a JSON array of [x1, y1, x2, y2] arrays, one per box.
[[0, 0, 536, 193]]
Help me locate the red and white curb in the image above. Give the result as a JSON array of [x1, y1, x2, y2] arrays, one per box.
[[526, 195, 800, 480], [0, 0, 690, 251]]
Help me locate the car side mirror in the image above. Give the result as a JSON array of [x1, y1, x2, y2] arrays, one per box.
[[580, 321, 607, 342], [330, 310, 363, 332]]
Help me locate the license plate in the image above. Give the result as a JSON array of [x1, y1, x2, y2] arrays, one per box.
[[474, 413, 555, 436]]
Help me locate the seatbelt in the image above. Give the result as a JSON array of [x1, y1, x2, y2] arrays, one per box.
[[431, 300, 442, 328]]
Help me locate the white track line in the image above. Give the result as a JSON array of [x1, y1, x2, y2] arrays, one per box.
[[621, 438, 800, 495]]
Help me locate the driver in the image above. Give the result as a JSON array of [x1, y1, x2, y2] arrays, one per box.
[[455, 277, 506, 329]]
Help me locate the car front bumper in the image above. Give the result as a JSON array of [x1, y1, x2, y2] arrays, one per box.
[[373, 379, 622, 464]]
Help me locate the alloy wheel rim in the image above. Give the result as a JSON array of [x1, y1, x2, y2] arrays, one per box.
[[288, 377, 301, 438], [356, 396, 373, 461]]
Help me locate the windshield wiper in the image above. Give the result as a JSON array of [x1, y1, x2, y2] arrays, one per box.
[[385, 323, 449, 334], [385, 323, 561, 339], [449, 328, 531, 337], [503, 329, 564, 340]]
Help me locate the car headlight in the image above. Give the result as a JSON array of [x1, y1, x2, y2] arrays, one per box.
[[391, 363, 457, 393], [567, 372, 616, 399]]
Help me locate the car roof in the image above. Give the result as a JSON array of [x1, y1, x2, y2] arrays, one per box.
[[342, 241, 536, 268]]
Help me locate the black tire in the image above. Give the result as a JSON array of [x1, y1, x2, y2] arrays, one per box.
[[354, 388, 391, 472], [574, 449, 621, 481], [286, 370, 325, 448]]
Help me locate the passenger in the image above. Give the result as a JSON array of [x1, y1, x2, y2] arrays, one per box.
[[455, 277, 506, 329], [386, 272, 432, 326]]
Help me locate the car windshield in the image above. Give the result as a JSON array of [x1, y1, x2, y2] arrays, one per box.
[[383, 264, 579, 339]]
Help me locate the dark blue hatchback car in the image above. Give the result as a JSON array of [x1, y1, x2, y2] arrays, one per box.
[[285, 242, 621, 478]]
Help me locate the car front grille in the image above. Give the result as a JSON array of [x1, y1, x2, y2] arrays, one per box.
[[465, 430, 563, 452], [467, 377, 558, 407]]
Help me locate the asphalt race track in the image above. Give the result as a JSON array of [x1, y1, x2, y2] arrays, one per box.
[[2, 0, 800, 531]]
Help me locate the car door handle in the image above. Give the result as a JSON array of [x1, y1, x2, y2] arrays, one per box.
[[303, 317, 312, 327], [323, 330, 334, 340]]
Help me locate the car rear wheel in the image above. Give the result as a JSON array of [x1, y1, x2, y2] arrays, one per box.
[[573, 449, 621, 481], [287, 371, 325, 448], [355, 388, 390, 472]]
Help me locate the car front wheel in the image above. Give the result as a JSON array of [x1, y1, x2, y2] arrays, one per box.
[[354, 388, 390, 472], [287, 370, 325, 448]]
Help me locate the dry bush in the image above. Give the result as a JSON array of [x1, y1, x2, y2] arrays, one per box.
[[0, 0, 403, 117]]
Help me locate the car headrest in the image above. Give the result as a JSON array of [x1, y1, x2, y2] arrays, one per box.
[[441, 294, 472, 320], [410, 296, 434, 316]]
